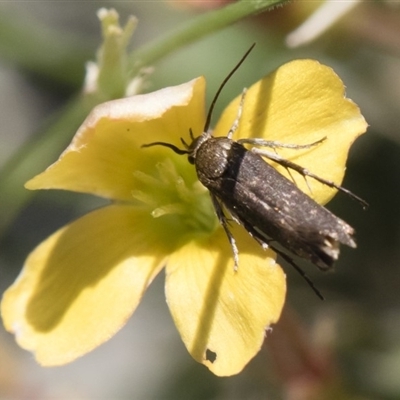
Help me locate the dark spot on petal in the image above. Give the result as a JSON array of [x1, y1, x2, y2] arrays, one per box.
[[206, 348, 217, 363]]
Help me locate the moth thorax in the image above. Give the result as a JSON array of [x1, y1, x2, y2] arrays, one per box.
[[195, 137, 232, 180]]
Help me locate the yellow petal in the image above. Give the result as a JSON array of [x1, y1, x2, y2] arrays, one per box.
[[165, 226, 286, 376], [26, 77, 206, 201], [1, 205, 175, 366], [214, 60, 367, 204]]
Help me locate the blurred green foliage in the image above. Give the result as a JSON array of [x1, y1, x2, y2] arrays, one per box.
[[1, 1, 400, 399]]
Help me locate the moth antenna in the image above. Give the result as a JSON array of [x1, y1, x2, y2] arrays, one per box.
[[203, 43, 256, 133], [141, 142, 188, 155]]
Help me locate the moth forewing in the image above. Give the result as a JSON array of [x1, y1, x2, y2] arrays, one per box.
[[194, 137, 356, 272]]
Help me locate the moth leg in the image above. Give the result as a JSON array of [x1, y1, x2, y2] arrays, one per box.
[[238, 137, 326, 149], [239, 137, 324, 191], [210, 194, 240, 271], [227, 89, 247, 140], [235, 216, 324, 300], [251, 147, 368, 208], [271, 246, 324, 300]]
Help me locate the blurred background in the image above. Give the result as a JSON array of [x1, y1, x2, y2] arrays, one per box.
[[1, 1, 400, 399]]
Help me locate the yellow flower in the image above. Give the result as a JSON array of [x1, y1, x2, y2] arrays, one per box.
[[1, 60, 367, 376]]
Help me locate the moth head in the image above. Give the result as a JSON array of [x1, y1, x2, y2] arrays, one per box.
[[141, 129, 211, 165]]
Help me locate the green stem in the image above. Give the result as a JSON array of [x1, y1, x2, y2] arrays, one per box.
[[0, 95, 99, 234], [129, 0, 287, 75], [0, 10, 92, 88]]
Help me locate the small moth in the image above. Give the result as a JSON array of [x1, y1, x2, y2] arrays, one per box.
[[143, 44, 367, 298]]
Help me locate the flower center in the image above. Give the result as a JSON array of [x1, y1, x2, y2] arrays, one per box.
[[132, 157, 218, 238]]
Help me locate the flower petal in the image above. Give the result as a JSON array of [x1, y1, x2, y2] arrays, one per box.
[[214, 60, 367, 204], [165, 225, 286, 376], [26, 77, 206, 201], [1, 205, 175, 366]]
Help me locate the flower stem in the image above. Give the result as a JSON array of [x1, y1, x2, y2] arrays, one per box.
[[129, 0, 288, 75], [0, 95, 99, 235]]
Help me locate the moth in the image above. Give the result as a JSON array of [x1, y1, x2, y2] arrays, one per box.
[[143, 44, 367, 298]]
